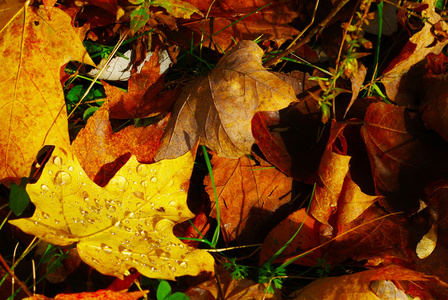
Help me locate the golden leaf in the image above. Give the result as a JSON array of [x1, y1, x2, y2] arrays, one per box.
[[10, 146, 214, 280], [0, 5, 94, 184]]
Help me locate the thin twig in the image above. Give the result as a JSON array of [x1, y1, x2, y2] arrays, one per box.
[[263, 0, 350, 68], [0, 253, 32, 297]]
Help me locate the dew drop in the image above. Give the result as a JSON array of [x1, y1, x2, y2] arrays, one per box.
[[101, 243, 113, 254], [133, 191, 144, 199], [53, 156, 62, 165], [106, 205, 116, 213], [107, 175, 129, 194], [80, 208, 89, 217], [68, 166, 74, 172], [141, 180, 148, 188], [83, 193, 90, 202], [136, 164, 148, 176], [170, 267, 177, 272], [167, 179, 174, 187], [48, 170, 53, 175], [150, 176, 157, 183], [179, 262, 188, 269], [168, 201, 176, 206], [42, 212, 50, 219], [54, 171, 72, 186], [41, 184, 50, 192], [119, 245, 132, 256]]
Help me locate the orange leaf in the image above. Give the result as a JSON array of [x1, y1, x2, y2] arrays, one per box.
[[0, 5, 94, 185], [204, 155, 292, 244], [24, 289, 148, 300], [72, 104, 168, 186], [289, 265, 432, 300], [260, 208, 323, 267], [103, 50, 179, 119]]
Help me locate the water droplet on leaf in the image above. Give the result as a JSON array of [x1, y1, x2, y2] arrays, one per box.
[[136, 164, 147, 176], [53, 156, 62, 165], [133, 191, 144, 199], [101, 243, 113, 254], [54, 171, 72, 186], [106, 175, 129, 194]]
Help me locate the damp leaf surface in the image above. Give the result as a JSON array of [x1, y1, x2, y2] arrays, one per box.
[[10, 146, 214, 280]]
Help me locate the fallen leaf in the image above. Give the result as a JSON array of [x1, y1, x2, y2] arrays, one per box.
[[345, 63, 367, 117], [252, 99, 329, 182], [103, 50, 179, 119], [0, 0, 26, 30], [381, 0, 448, 100], [416, 223, 438, 259], [0, 5, 94, 185], [310, 121, 350, 226], [337, 174, 379, 227], [420, 75, 448, 143], [179, 0, 299, 51], [289, 265, 434, 300], [186, 266, 282, 300], [150, 0, 202, 19], [155, 40, 297, 160], [107, 271, 141, 292], [361, 102, 448, 213], [72, 104, 168, 186], [25, 289, 148, 300], [332, 205, 409, 265], [260, 208, 323, 267], [204, 155, 293, 244], [10, 146, 214, 280], [311, 151, 350, 226]]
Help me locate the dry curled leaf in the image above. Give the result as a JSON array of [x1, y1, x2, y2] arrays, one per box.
[[155, 40, 297, 161], [10, 146, 214, 280]]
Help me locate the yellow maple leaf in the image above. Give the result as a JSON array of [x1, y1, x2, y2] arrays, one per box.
[[0, 5, 94, 185], [10, 146, 214, 280]]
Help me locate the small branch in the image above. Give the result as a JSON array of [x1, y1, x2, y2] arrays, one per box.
[[263, 0, 350, 68], [0, 253, 32, 297]]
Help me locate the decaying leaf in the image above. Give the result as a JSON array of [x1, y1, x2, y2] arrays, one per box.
[[381, 0, 448, 100], [10, 146, 214, 280], [155, 40, 297, 161], [0, 5, 94, 185], [204, 155, 293, 244]]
